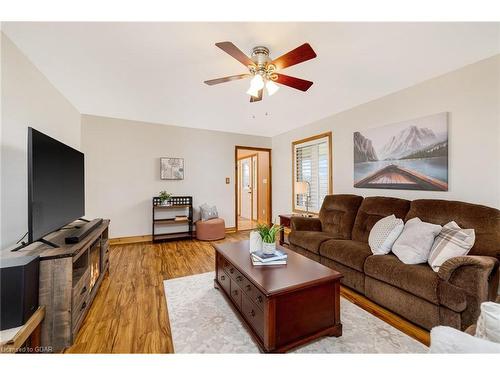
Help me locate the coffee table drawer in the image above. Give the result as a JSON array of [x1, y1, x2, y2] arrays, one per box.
[[230, 282, 242, 309], [241, 280, 265, 311], [217, 270, 230, 295], [225, 263, 239, 279], [242, 293, 264, 339]]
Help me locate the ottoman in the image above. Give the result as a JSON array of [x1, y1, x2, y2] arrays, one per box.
[[196, 218, 226, 241]]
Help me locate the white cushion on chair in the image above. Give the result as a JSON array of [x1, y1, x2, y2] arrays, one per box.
[[430, 326, 500, 353], [475, 302, 500, 343]]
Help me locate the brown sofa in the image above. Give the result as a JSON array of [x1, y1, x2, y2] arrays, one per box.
[[289, 194, 500, 331]]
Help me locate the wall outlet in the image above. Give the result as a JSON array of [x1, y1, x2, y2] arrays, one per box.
[[225, 177, 230, 184]]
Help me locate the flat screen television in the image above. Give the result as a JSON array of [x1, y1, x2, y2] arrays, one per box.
[[28, 127, 85, 243]]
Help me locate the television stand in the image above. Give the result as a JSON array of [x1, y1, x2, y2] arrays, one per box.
[[65, 218, 103, 244], [10, 219, 110, 352]]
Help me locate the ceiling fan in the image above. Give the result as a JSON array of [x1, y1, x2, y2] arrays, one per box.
[[204, 42, 317, 102]]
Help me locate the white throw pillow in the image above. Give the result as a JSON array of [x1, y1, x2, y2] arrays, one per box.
[[428, 221, 475, 272], [392, 217, 442, 264], [368, 214, 404, 255], [475, 302, 500, 343]]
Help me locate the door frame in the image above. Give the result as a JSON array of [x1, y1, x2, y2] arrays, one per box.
[[235, 146, 272, 231]]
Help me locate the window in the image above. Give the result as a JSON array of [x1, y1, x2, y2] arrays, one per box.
[[292, 132, 332, 213]]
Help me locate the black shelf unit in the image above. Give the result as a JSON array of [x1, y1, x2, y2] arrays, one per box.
[[152, 196, 193, 241]]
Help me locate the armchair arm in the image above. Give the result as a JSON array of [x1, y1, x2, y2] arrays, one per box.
[[290, 216, 322, 232]]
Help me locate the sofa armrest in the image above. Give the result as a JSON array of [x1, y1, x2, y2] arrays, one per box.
[[438, 256, 499, 329], [438, 256, 498, 286], [290, 217, 322, 232]]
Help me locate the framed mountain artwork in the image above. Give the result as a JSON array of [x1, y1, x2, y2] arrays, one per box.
[[353, 112, 448, 191]]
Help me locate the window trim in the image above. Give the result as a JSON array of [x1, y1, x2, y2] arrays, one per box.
[[291, 131, 333, 214]]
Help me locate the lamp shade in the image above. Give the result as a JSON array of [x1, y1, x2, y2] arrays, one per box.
[[295, 181, 309, 195]]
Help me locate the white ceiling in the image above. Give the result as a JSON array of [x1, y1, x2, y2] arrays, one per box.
[[3, 22, 500, 137]]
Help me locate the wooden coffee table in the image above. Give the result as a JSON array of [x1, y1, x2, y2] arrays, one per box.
[[214, 240, 343, 353]]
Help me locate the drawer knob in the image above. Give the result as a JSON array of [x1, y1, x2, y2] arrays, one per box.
[[236, 276, 243, 282], [246, 285, 252, 291], [220, 275, 225, 281], [230, 268, 234, 274], [80, 286, 87, 295], [250, 309, 255, 317], [232, 290, 238, 296], [80, 301, 87, 311], [257, 295, 263, 303]]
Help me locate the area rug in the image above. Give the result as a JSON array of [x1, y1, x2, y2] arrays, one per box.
[[163, 272, 427, 353]]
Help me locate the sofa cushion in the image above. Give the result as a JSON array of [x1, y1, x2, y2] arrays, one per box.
[[288, 231, 334, 254], [320, 257, 366, 294], [289, 243, 321, 262], [405, 199, 500, 258], [351, 196, 411, 242], [319, 240, 372, 272], [364, 254, 439, 304], [319, 195, 363, 239]]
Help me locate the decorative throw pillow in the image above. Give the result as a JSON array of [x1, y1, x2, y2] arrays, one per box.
[[475, 302, 500, 343], [392, 217, 442, 264], [428, 221, 475, 272], [368, 214, 404, 255], [200, 204, 218, 221]]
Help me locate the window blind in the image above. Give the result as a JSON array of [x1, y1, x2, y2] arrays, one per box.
[[294, 136, 330, 213]]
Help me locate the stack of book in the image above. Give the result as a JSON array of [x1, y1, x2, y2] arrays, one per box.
[[251, 249, 288, 266]]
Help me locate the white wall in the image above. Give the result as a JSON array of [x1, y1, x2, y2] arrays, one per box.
[[272, 55, 500, 220], [81, 115, 271, 238], [1, 33, 81, 250]]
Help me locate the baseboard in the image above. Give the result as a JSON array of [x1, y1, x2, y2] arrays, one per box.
[[109, 235, 153, 245], [110, 227, 238, 245]]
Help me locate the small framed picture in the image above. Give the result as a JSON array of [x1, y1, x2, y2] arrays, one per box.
[[160, 157, 184, 180]]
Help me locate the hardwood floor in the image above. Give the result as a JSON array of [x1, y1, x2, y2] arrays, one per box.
[[237, 216, 257, 230], [66, 231, 429, 353], [66, 232, 248, 353]]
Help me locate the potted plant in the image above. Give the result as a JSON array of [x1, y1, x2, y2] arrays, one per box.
[[158, 191, 172, 206], [256, 223, 284, 254]]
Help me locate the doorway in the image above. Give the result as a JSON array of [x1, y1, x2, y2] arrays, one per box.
[[235, 146, 272, 231]]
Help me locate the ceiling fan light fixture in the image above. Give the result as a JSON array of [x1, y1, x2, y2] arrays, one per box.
[[205, 42, 316, 102], [250, 74, 264, 90], [266, 80, 279, 96], [246, 85, 260, 98]]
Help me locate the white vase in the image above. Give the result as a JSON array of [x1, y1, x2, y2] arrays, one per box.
[[249, 231, 262, 253], [262, 241, 276, 255]]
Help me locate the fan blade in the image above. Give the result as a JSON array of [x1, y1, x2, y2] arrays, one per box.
[[215, 42, 255, 67], [204, 74, 251, 86], [274, 74, 313, 92], [250, 89, 263, 102], [271, 43, 317, 70]]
